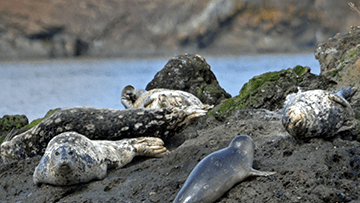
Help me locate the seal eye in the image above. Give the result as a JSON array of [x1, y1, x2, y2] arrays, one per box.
[[54, 151, 60, 156], [68, 151, 74, 156]]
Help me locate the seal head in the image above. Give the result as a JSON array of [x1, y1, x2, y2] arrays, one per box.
[[173, 135, 275, 203], [33, 132, 107, 186]]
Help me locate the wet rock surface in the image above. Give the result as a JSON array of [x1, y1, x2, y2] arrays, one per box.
[[146, 54, 231, 106]]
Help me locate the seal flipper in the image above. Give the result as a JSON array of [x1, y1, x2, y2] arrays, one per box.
[[249, 168, 276, 177], [336, 87, 358, 101]]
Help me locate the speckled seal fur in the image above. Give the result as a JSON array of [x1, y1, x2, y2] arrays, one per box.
[[121, 85, 209, 109], [173, 135, 275, 203], [282, 87, 357, 139], [1, 106, 210, 163], [33, 132, 169, 186]]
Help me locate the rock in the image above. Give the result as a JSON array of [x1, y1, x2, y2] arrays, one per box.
[[0, 115, 28, 132], [1, 108, 360, 202], [209, 65, 330, 120], [0, 115, 28, 143], [315, 26, 360, 100], [146, 54, 231, 106]]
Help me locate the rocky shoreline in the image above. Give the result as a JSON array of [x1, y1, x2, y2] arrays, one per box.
[[1, 28, 360, 202]]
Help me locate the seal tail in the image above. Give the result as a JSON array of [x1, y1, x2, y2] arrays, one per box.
[[336, 87, 358, 101]]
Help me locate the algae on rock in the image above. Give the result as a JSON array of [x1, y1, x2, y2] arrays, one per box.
[[209, 65, 329, 120], [0, 108, 60, 144]]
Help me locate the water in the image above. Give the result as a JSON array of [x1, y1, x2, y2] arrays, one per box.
[[0, 54, 320, 122]]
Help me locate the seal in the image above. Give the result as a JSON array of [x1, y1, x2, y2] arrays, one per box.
[[33, 131, 169, 186], [173, 135, 275, 203], [121, 85, 207, 109], [282, 87, 358, 139], [1, 106, 210, 164]]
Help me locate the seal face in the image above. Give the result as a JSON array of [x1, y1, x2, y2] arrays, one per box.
[[173, 135, 275, 203], [121, 85, 207, 109], [282, 87, 357, 139], [33, 132, 169, 186]]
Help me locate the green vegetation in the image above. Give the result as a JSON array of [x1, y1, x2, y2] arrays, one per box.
[[0, 108, 60, 144], [20, 108, 61, 131], [208, 65, 310, 119], [0, 115, 28, 131]]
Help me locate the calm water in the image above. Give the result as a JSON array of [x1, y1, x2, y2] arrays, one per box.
[[0, 54, 320, 122]]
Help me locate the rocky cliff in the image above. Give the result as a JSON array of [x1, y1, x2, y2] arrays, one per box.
[[0, 0, 359, 60]]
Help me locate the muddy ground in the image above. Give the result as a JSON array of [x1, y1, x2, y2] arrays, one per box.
[[1, 108, 359, 203]]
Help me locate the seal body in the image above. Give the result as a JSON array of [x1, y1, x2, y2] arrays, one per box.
[[121, 85, 206, 109], [1, 106, 210, 163], [282, 87, 357, 139], [173, 135, 275, 203], [33, 132, 169, 186]]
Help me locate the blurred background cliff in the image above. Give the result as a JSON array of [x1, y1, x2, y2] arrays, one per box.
[[0, 0, 358, 61]]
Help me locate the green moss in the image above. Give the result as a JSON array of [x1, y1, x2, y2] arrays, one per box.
[[347, 50, 358, 58], [208, 96, 242, 118], [20, 108, 61, 131], [208, 65, 313, 120], [326, 66, 343, 77], [0, 134, 6, 143], [0, 115, 28, 131], [293, 65, 307, 76], [204, 83, 222, 94], [208, 70, 286, 119]]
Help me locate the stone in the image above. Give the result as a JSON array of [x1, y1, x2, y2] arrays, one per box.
[[146, 54, 231, 106]]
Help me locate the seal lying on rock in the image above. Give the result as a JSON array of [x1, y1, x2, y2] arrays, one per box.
[[121, 85, 208, 109], [173, 135, 275, 203], [1, 106, 210, 163], [33, 132, 169, 186], [282, 87, 358, 139]]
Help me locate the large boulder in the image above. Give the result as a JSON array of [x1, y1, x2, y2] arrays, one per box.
[[146, 54, 231, 106], [315, 26, 360, 100], [209, 65, 330, 120]]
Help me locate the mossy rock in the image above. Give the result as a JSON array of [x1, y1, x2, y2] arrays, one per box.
[[208, 65, 330, 120], [0, 115, 28, 132], [0, 108, 60, 144], [19, 108, 61, 132], [146, 54, 231, 106], [315, 27, 360, 100]]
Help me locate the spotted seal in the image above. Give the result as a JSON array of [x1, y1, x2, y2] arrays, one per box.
[[173, 135, 275, 203], [121, 85, 207, 109], [1, 106, 210, 163], [282, 87, 358, 139], [33, 132, 169, 186]]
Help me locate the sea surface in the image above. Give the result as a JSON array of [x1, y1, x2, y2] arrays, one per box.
[[0, 54, 320, 122]]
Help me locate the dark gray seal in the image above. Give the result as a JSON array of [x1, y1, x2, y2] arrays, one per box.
[[1, 106, 209, 163], [33, 131, 169, 186], [121, 85, 208, 109], [173, 135, 275, 203], [282, 87, 357, 139]]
